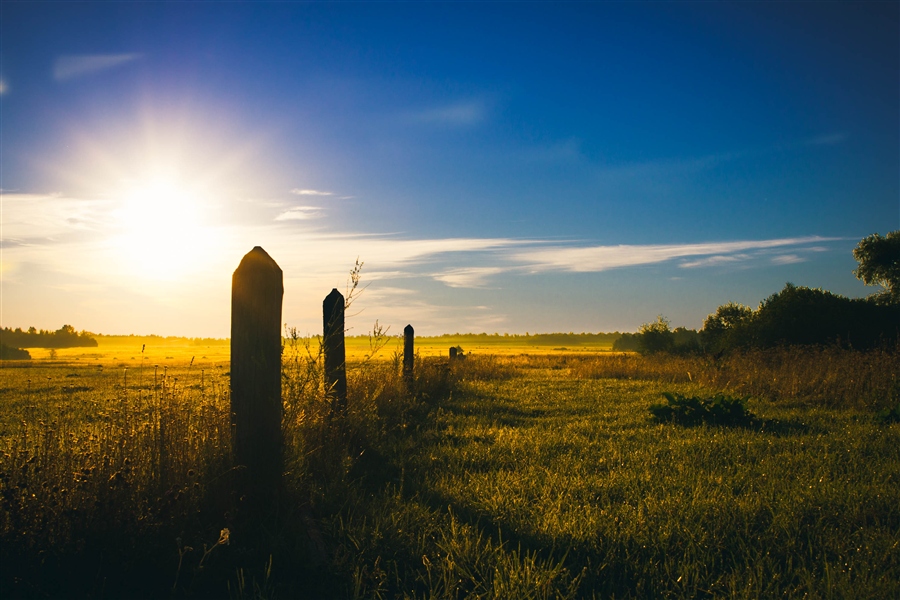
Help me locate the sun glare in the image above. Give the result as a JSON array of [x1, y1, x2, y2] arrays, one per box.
[[113, 176, 224, 281]]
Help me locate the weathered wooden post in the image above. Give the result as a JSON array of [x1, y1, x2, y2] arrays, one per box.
[[403, 324, 414, 387], [449, 346, 458, 361], [323, 288, 347, 415], [231, 246, 283, 494]]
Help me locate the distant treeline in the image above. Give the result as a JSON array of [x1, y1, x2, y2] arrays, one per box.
[[0, 325, 98, 349], [616, 283, 900, 355], [426, 332, 623, 345], [94, 334, 229, 346]]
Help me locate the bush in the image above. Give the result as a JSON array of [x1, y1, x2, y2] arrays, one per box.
[[649, 391, 756, 426], [876, 404, 900, 424], [0, 343, 30, 359]]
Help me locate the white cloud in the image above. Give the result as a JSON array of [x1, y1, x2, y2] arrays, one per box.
[[290, 189, 333, 196], [274, 206, 323, 221], [771, 254, 806, 265], [432, 267, 506, 288], [2, 186, 846, 336], [0, 193, 113, 242], [54, 54, 142, 81], [679, 255, 747, 269], [508, 237, 835, 273]]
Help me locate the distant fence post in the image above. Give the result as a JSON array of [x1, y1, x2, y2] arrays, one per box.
[[449, 346, 458, 361], [323, 288, 347, 415], [403, 324, 414, 387], [231, 246, 283, 495]]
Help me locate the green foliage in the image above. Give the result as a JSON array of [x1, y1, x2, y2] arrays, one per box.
[[699, 284, 900, 352], [649, 391, 756, 426], [876, 405, 900, 424], [625, 317, 701, 355], [611, 332, 640, 351], [854, 230, 900, 305], [637, 315, 675, 354], [751, 283, 897, 348], [701, 302, 753, 353]]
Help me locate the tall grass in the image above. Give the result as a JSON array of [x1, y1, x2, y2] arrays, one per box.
[[330, 360, 900, 599], [2, 344, 898, 597], [0, 362, 235, 597], [570, 346, 900, 409]]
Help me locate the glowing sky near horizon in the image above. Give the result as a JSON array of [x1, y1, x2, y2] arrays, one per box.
[[1, 2, 897, 337]]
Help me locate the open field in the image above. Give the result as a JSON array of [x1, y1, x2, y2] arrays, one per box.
[[334, 364, 900, 598], [18, 332, 619, 365], [1, 347, 898, 598]]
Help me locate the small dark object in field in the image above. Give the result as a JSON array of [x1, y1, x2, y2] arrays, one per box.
[[876, 405, 900, 424], [650, 391, 757, 426]]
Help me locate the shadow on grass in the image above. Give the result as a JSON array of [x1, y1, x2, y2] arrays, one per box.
[[445, 389, 593, 428]]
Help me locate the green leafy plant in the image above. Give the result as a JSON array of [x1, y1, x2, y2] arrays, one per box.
[[649, 391, 756, 426], [876, 404, 900, 424]]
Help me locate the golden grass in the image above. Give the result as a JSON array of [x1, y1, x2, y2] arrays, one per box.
[[570, 346, 900, 410], [15, 332, 616, 366]]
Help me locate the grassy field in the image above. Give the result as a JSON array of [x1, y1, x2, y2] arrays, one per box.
[[1, 343, 898, 598], [20, 332, 618, 364], [334, 361, 900, 598]]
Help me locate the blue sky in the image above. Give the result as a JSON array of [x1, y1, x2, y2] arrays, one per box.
[[1, 2, 897, 337]]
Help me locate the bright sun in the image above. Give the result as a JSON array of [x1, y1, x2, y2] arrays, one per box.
[[113, 175, 223, 281]]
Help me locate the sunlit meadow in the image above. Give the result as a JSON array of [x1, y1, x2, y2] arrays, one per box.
[[1, 334, 898, 598]]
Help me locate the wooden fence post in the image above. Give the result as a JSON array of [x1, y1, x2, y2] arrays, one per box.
[[449, 346, 458, 361], [323, 288, 347, 415], [403, 324, 414, 387], [231, 246, 283, 493]]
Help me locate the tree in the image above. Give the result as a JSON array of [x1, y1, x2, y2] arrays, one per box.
[[701, 302, 753, 353], [637, 315, 674, 354], [853, 231, 900, 305]]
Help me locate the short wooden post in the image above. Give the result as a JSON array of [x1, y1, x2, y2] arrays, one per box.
[[323, 288, 347, 414], [449, 346, 458, 361], [403, 324, 414, 387], [231, 246, 283, 492]]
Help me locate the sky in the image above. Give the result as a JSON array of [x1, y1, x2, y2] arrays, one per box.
[[1, 1, 898, 338]]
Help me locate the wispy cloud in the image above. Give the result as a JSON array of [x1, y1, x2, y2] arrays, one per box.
[[771, 254, 806, 265], [432, 267, 505, 288], [508, 237, 837, 274], [290, 188, 333, 196], [54, 54, 143, 81], [1, 193, 112, 242], [2, 188, 845, 336], [274, 206, 323, 221], [679, 254, 749, 269]]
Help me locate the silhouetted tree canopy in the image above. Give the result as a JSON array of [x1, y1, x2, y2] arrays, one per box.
[[698, 284, 900, 352], [701, 302, 753, 354], [853, 230, 900, 305], [0, 325, 98, 349], [637, 316, 675, 354]]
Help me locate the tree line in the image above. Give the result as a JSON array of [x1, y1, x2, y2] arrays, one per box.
[[0, 325, 98, 349], [616, 231, 900, 354]]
